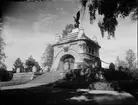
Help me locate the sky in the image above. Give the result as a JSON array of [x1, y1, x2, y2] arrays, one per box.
[[2, 0, 137, 70]]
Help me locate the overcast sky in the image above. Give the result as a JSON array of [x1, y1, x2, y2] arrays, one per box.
[[2, 0, 137, 70]]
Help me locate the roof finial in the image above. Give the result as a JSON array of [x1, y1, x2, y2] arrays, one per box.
[[92, 36, 98, 43], [55, 33, 61, 43], [73, 10, 80, 28]]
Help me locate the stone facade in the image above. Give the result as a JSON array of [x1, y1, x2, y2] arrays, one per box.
[[51, 28, 101, 72]]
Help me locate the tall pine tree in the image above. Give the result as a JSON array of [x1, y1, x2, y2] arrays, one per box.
[[25, 55, 41, 72], [13, 58, 24, 73], [41, 44, 54, 70]]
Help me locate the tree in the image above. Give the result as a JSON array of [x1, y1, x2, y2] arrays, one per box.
[[115, 56, 128, 68], [12, 58, 24, 73], [62, 24, 75, 38], [0, 18, 6, 69], [109, 62, 115, 71], [0, 68, 13, 81], [25, 55, 41, 72], [41, 44, 54, 70], [125, 49, 136, 69], [79, 0, 137, 38], [115, 49, 136, 69], [133, 59, 138, 68]]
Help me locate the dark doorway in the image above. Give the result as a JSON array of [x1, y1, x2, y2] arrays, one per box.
[[59, 55, 75, 72]]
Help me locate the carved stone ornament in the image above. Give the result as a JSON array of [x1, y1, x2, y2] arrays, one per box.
[[63, 45, 69, 52], [63, 47, 68, 52]]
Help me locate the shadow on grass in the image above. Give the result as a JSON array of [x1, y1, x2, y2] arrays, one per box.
[[1, 79, 98, 105], [1, 79, 138, 105]]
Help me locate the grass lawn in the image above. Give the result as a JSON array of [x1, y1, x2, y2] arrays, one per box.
[[1, 79, 137, 105], [1, 71, 138, 105]]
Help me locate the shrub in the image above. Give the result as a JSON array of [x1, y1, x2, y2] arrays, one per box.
[[122, 68, 138, 81], [102, 68, 133, 81], [64, 63, 99, 84], [118, 66, 123, 71], [109, 62, 115, 71], [0, 68, 13, 81]]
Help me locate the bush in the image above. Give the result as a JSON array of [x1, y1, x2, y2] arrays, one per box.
[[109, 62, 115, 71], [130, 68, 138, 80], [64, 66, 99, 84], [63, 61, 106, 86], [102, 68, 133, 81], [0, 68, 13, 81]]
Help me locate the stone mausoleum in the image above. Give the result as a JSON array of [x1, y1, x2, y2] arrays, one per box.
[[51, 28, 101, 73]]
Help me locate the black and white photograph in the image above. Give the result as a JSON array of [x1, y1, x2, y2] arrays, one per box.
[[0, 0, 137, 104]]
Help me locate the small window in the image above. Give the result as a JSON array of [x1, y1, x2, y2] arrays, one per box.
[[89, 47, 91, 54], [92, 49, 94, 55]]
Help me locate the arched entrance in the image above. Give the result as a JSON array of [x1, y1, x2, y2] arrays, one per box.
[[58, 54, 75, 72]]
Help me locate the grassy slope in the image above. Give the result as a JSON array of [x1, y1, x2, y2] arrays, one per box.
[[1, 69, 138, 104], [29, 71, 62, 84], [1, 80, 137, 105], [0, 71, 62, 88], [1, 80, 97, 105]]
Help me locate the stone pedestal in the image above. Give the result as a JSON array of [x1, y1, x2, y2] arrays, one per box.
[[16, 68, 20, 73], [32, 66, 37, 72]]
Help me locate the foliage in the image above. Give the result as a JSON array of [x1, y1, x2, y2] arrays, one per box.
[[77, 62, 89, 70], [114, 49, 137, 80], [12, 58, 24, 73], [62, 24, 75, 38], [64, 68, 96, 87], [41, 44, 54, 69], [83, 57, 102, 69], [64, 62, 102, 84], [131, 68, 138, 80], [0, 62, 7, 70], [115, 49, 136, 69], [125, 49, 136, 69], [25, 55, 41, 72], [79, 0, 137, 38], [108, 51, 137, 80], [63, 60, 103, 84], [102, 68, 133, 81], [109, 62, 115, 71], [34, 62, 41, 72], [0, 18, 6, 69], [0, 68, 13, 81], [62, 62, 134, 89], [133, 59, 138, 69], [115, 56, 128, 68]]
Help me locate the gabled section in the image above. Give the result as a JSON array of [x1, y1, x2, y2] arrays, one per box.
[[54, 28, 100, 48]]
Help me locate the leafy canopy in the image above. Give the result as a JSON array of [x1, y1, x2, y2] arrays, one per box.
[[41, 44, 54, 69], [13, 58, 24, 73], [80, 0, 137, 38], [0, 18, 6, 69], [62, 24, 75, 38], [115, 49, 136, 69], [125, 49, 136, 69], [25, 55, 41, 72]]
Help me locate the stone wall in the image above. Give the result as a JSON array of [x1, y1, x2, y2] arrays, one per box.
[[51, 39, 101, 72]]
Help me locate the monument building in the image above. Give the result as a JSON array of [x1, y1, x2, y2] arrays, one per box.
[[51, 28, 101, 73]]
